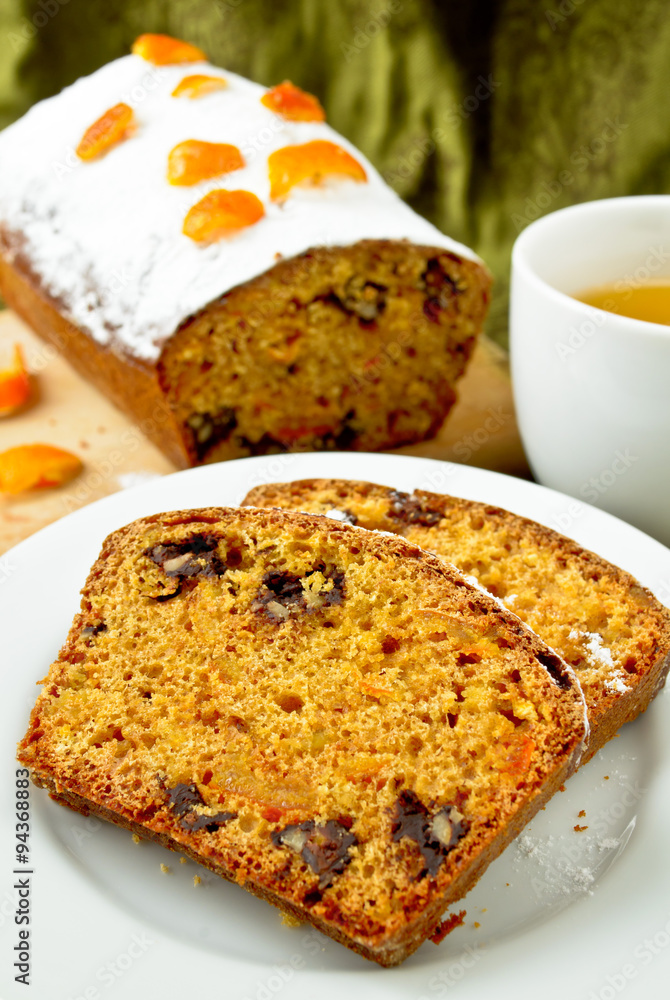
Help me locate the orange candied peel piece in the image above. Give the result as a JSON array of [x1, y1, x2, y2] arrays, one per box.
[[0, 444, 82, 495], [131, 33, 206, 65], [171, 74, 227, 99], [167, 140, 245, 186], [0, 344, 31, 416], [268, 140, 366, 201], [183, 189, 265, 242], [76, 103, 135, 161], [495, 734, 536, 777], [261, 81, 325, 122], [358, 679, 397, 700]]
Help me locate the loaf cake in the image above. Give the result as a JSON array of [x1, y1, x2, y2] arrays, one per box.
[[243, 478, 670, 762], [17, 505, 586, 965], [0, 34, 491, 468]]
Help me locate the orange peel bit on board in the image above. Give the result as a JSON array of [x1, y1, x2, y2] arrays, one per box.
[[0, 345, 31, 416], [167, 140, 245, 186], [171, 74, 228, 99], [76, 103, 135, 161], [268, 140, 366, 201], [261, 81, 325, 122], [131, 34, 206, 65], [183, 190, 265, 242], [0, 444, 82, 495]]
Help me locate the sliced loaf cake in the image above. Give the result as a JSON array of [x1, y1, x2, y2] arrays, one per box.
[[18, 505, 586, 965]]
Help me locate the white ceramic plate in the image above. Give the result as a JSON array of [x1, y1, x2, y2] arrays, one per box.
[[2, 452, 670, 1000]]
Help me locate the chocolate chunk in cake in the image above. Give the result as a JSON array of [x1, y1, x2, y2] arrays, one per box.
[[272, 819, 358, 889], [391, 790, 468, 879]]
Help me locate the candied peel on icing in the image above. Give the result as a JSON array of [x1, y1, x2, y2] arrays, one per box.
[[167, 140, 245, 186], [131, 33, 206, 65], [182, 189, 265, 241], [261, 81, 326, 122], [76, 103, 135, 161], [171, 74, 228, 99], [268, 140, 367, 201]]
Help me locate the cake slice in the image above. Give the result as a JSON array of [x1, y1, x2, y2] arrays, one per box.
[[18, 506, 586, 966], [0, 35, 491, 467], [243, 479, 670, 762]]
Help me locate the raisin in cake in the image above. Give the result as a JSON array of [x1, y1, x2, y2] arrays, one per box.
[[243, 478, 670, 762], [0, 35, 490, 468], [18, 506, 586, 966]]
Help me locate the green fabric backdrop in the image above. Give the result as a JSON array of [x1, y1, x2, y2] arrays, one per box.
[[2, 0, 670, 345]]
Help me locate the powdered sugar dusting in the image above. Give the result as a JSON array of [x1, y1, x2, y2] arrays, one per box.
[[515, 834, 596, 898], [323, 508, 356, 524], [597, 837, 620, 852], [605, 671, 629, 695], [584, 633, 615, 669], [0, 55, 478, 362], [569, 629, 618, 673]]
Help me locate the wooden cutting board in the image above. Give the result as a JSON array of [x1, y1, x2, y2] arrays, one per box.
[[0, 309, 529, 553]]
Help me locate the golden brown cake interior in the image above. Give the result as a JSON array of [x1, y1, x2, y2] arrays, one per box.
[[243, 479, 670, 761], [158, 240, 490, 463], [18, 506, 584, 965]]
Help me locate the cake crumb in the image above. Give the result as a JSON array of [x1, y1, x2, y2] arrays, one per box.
[[430, 909, 466, 945], [578, 810, 586, 818], [193, 875, 202, 886], [559, 784, 566, 792], [179, 857, 188, 864], [281, 912, 303, 928], [160, 863, 171, 874], [604, 775, 610, 780], [574, 824, 588, 833], [131, 833, 140, 844], [473, 921, 481, 929]]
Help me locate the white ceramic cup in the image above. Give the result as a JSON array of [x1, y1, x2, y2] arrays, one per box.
[[510, 196, 670, 547]]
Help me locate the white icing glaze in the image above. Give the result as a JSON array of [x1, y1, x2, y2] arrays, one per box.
[[0, 54, 479, 362]]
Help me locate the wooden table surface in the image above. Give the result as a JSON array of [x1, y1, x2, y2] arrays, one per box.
[[0, 309, 530, 554]]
